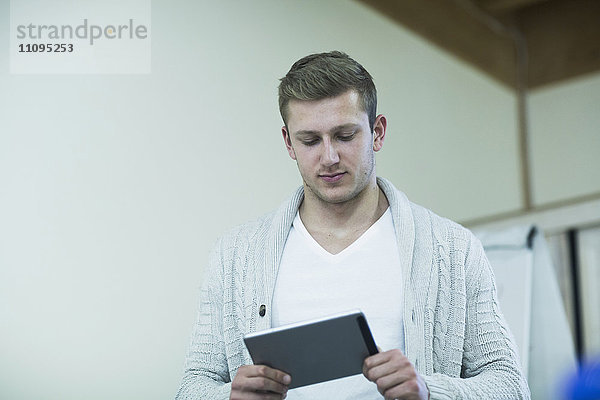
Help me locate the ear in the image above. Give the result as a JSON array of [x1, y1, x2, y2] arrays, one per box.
[[372, 114, 387, 152], [282, 126, 297, 160]]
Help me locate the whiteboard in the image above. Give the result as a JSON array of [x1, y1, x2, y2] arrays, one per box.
[[483, 247, 533, 375], [474, 225, 534, 375]]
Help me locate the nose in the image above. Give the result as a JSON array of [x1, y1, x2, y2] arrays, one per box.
[[321, 138, 340, 166]]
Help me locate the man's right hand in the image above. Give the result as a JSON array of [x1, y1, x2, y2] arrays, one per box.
[[230, 365, 291, 400]]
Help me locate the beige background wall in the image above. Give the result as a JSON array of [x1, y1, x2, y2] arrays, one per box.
[[528, 71, 600, 206], [0, 1, 598, 399]]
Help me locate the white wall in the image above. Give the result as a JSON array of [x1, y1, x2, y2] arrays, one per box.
[[0, 1, 531, 399], [528, 71, 600, 206], [375, 43, 521, 222]]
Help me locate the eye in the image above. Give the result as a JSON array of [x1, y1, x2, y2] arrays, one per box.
[[302, 139, 319, 146], [338, 132, 356, 141]]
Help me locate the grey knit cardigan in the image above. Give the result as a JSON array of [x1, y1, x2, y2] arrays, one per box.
[[176, 177, 530, 399]]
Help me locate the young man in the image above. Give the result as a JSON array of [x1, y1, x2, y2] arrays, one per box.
[[176, 51, 530, 400]]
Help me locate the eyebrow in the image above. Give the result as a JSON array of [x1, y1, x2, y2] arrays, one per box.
[[293, 123, 361, 137]]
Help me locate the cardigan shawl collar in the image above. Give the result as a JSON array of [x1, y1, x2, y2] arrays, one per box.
[[249, 177, 418, 364]]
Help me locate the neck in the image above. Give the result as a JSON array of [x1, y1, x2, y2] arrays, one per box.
[[299, 177, 389, 235]]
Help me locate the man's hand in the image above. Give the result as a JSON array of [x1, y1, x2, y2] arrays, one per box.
[[230, 365, 291, 400], [363, 349, 429, 400]]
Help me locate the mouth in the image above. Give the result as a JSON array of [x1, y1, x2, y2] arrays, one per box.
[[319, 172, 345, 183]]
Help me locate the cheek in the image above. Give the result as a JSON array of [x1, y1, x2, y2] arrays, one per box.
[[297, 148, 317, 163], [294, 151, 313, 171], [348, 142, 370, 161]]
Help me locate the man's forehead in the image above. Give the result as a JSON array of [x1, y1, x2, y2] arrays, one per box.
[[286, 90, 367, 134], [287, 90, 360, 111]]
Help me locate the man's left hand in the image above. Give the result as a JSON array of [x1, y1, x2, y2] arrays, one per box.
[[362, 349, 429, 400]]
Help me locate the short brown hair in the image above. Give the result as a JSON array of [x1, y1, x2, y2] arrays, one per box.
[[278, 51, 377, 131]]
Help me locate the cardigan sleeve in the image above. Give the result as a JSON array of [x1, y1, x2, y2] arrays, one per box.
[[423, 234, 531, 400], [175, 237, 232, 400]]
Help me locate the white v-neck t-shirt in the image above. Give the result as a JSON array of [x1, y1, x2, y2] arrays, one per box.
[[272, 208, 404, 399]]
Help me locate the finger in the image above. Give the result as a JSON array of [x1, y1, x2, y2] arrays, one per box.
[[376, 369, 416, 394], [365, 363, 406, 384], [233, 365, 290, 396], [239, 391, 286, 400], [243, 376, 289, 395], [365, 356, 412, 383], [363, 349, 406, 378], [381, 379, 422, 400], [249, 365, 292, 386], [363, 352, 392, 375], [257, 390, 289, 400]]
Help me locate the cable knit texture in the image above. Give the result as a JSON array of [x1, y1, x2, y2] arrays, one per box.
[[176, 178, 530, 400]]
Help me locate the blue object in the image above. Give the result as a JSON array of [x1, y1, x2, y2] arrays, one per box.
[[564, 358, 600, 400]]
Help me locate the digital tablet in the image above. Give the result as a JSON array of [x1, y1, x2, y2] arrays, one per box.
[[243, 309, 378, 389]]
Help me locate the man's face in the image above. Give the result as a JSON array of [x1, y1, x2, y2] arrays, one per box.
[[282, 90, 385, 206]]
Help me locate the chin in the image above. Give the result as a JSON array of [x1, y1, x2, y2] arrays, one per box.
[[303, 175, 365, 204], [316, 187, 358, 204]]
